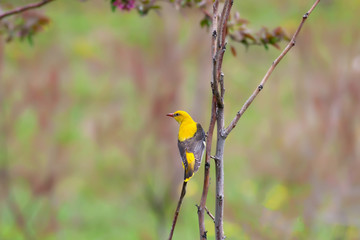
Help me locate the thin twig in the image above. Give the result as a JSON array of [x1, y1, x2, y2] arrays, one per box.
[[213, 0, 233, 106], [211, 0, 223, 108], [211, 0, 220, 72], [210, 155, 220, 162], [204, 206, 215, 222], [197, 96, 217, 240], [223, 0, 321, 138], [217, 0, 233, 48], [168, 181, 187, 240], [212, 0, 233, 108], [219, 73, 225, 101], [0, 0, 55, 21], [212, 58, 224, 108]]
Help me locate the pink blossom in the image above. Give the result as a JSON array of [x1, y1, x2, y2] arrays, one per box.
[[113, 0, 136, 11]]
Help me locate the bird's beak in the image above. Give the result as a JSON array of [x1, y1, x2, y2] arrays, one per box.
[[166, 113, 174, 117]]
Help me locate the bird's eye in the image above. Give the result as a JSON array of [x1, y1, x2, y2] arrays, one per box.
[[174, 113, 179, 117]]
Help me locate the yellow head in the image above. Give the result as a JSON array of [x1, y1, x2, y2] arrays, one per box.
[[166, 110, 194, 124]]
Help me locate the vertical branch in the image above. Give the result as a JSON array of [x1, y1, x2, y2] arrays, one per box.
[[211, 0, 223, 108], [197, 96, 216, 239], [215, 0, 233, 78], [214, 105, 225, 240], [197, 0, 222, 237], [219, 73, 225, 101], [168, 181, 187, 240], [200, 0, 233, 239], [213, 0, 233, 239], [211, 0, 220, 62]]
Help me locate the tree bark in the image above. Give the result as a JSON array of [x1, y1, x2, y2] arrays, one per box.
[[197, 96, 217, 239], [214, 106, 225, 240]]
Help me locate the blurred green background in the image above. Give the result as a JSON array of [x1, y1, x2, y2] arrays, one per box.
[[1, 0, 360, 239]]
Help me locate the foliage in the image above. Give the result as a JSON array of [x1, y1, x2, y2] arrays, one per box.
[[0, 1, 289, 49], [0, 6, 50, 44]]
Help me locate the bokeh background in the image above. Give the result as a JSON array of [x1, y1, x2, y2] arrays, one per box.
[[1, 0, 360, 239]]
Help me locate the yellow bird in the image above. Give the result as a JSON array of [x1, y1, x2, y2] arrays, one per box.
[[167, 110, 206, 182]]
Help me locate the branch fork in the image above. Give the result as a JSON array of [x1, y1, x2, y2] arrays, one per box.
[[198, 0, 320, 239], [223, 0, 321, 138]]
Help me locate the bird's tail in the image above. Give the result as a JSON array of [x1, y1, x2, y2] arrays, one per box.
[[184, 152, 195, 182], [184, 169, 194, 182]]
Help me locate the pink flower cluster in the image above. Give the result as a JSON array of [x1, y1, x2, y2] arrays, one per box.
[[113, 0, 136, 11]]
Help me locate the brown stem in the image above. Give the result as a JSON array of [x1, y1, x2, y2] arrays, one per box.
[[204, 206, 215, 222], [214, 106, 225, 240], [211, 0, 223, 108], [168, 181, 187, 240], [219, 73, 225, 101], [213, 0, 233, 104], [197, 96, 217, 240], [212, 0, 233, 239], [223, 0, 321, 138], [212, 57, 224, 108], [211, 0, 220, 72], [0, 0, 55, 21], [217, 0, 233, 48]]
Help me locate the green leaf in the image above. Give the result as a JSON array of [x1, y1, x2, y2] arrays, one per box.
[[269, 36, 278, 44], [240, 39, 249, 47], [111, 0, 117, 12], [150, 5, 161, 9], [263, 43, 269, 50], [137, 8, 148, 16], [137, 5, 162, 16], [200, 16, 212, 29], [27, 32, 34, 46]]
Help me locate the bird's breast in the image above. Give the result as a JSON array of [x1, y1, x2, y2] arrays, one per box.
[[178, 122, 197, 142]]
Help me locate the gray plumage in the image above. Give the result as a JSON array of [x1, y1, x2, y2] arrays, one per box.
[[178, 123, 206, 180]]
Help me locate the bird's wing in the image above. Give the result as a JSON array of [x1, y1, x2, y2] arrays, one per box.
[[177, 123, 206, 180], [178, 140, 188, 170], [192, 123, 206, 172], [180, 123, 206, 172]]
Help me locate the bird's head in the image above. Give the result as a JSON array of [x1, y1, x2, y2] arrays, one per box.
[[166, 110, 193, 124]]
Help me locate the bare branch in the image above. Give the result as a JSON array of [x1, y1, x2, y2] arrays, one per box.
[[210, 155, 220, 162], [219, 72, 225, 101], [223, 0, 321, 138], [214, 106, 225, 240], [211, 0, 220, 69], [212, 57, 224, 108], [197, 96, 216, 240], [211, 0, 223, 108], [205, 206, 215, 222], [212, 0, 233, 108], [209, 0, 234, 239], [0, 0, 55, 21], [217, 0, 233, 47], [168, 181, 187, 240]]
